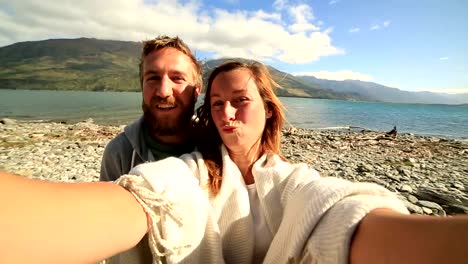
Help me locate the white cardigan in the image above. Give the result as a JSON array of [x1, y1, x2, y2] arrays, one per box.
[[115, 145, 408, 264]]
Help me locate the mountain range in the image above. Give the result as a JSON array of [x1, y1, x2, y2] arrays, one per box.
[[1, 38, 466, 104]]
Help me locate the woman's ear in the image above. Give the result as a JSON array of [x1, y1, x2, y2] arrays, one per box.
[[266, 108, 272, 119]]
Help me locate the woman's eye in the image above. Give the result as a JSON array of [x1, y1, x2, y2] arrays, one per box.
[[212, 101, 223, 107], [236, 97, 249, 103]]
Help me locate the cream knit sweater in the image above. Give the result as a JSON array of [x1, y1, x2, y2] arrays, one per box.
[[115, 145, 408, 264]]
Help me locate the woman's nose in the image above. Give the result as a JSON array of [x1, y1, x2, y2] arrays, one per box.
[[222, 102, 236, 122]]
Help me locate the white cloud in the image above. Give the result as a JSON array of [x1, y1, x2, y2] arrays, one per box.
[[203, 9, 343, 63], [273, 0, 288, 10], [349, 27, 360, 33], [0, 0, 342, 64], [329, 0, 340, 5], [439, 57, 449, 60], [324, 27, 334, 34], [294, 70, 373, 81], [289, 4, 315, 23], [370, 20, 391, 31], [254, 10, 282, 22], [287, 4, 320, 33], [289, 23, 319, 33]]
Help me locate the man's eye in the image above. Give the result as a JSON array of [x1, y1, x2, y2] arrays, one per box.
[[147, 76, 160, 81], [173, 76, 185, 82]]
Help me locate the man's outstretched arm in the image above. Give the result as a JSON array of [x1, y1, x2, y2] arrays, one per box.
[[0, 170, 148, 264]]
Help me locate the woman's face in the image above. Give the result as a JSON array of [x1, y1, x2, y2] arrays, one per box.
[[210, 68, 271, 154]]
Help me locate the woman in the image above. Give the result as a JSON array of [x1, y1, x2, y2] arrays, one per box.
[[1, 61, 467, 264]]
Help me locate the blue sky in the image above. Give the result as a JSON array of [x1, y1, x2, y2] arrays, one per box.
[[0, 0, 467, 93]]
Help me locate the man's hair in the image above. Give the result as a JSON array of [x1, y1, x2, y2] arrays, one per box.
[[195, 60, 286, 195], [139, 36, 202, 89]]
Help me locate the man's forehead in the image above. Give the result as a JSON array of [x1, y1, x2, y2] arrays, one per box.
[[143, 67, 189, 75], [144, 48, 193, 67]]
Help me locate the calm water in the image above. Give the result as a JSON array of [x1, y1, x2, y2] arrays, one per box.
[[1, 89, 467, 139]]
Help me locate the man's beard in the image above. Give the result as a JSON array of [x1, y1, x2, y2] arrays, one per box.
[[142, 92, 197, 137]]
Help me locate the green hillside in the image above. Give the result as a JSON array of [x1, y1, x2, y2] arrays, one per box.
[[203, 58, 365, 100], [0, 38, 365, 100], [0, 38, 141, 91]]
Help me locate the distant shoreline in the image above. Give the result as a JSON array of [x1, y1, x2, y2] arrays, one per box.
[[2, 89, 467, 138], [2, 88, 468, 106], [3, 117, 467, 141]]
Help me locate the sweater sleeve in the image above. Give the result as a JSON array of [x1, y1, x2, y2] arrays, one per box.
[[264, 177, 408, 264], [100, 133, 130, 181], [99, 142, 123, 181]]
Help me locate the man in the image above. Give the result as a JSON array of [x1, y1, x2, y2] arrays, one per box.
[[100, 36, 202, 263], [100, 35, 202, 182]]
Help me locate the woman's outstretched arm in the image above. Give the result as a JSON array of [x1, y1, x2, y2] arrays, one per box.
[[350, 208, 468, 264], [0, 170, 148, 264]]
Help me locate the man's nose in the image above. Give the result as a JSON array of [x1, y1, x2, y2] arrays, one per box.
[[222, 102, 236, 122], [155, 76, 173, 98]]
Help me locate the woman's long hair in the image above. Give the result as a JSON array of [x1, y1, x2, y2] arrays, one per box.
[[195, 60, 285, 195]]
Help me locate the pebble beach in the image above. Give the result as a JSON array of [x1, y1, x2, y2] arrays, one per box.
[[1, 118, 467, 216]]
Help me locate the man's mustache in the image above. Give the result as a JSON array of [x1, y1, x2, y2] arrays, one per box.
[[150, 96, 176, 106]]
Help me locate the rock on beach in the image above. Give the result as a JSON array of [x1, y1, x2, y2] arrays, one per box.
[[1, 119, 467, 216]]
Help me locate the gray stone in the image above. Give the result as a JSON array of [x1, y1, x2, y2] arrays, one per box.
[[443, 204, 468, 214], [386, 185, 397, 192], [407, 194, 419, 204], [416, 187, 463, 207], [2, 123, 467, 216], [422, 207, 433, 215], [0, 118, 16, 125], [357, 164, 373, 173], [399, 184, 413, 193], [418, 200, 446, 216], [400, 169, 411, 177], [404, 201, 423, 214], [370, 177, 389, 187], [452, 182, 465, 191], [403, 158, 415, 166]]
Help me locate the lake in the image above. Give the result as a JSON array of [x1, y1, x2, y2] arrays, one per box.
[[1, 89, 467, 139]]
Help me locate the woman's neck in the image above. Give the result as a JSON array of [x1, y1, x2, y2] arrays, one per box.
[[228, 141, 262, 185]]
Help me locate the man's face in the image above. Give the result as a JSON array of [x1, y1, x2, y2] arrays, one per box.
[[141, 47, 200, 137]]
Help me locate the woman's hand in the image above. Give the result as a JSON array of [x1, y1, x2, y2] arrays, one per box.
[[350, 208, 468, 264]]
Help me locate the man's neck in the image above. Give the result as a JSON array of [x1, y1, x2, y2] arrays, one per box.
[[142, 118, 191, 146], [151, 133, 189, 145]]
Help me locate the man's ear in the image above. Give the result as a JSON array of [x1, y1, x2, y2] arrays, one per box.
[[193, 85, 201, 97]]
